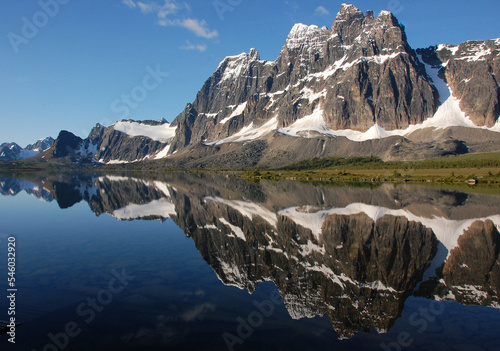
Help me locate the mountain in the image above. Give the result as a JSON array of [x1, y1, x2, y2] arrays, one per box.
[[25, 137, 55, 152], [159, 4, 500, 168], [0, 137, 54, 161], [33, 120, 175, 164], [7, 4, 500, 168]]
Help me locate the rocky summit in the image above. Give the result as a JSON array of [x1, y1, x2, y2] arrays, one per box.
[[9, 4, 500, 169]]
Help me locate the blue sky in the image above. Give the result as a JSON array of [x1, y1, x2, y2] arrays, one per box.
[[1, 0, 499, 146]]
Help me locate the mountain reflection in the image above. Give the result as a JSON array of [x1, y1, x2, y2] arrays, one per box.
[[2, 173, 500, 338]]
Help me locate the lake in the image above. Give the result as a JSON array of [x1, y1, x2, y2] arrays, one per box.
[[1, 172, 500, 351]]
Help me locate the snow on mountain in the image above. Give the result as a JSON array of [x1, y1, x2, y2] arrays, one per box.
[[205, 116, 279, 145], [15, 4, 500, 168], [112, 198, 176, 220], [26, 137, 55, 152], [113, 121, 177, 142], [285, 23, 329, 55], [280, 203, 500, 256], [0, 137, 54, 161]]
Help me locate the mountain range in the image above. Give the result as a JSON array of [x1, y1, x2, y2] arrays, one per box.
[[0, 137, 54, 161], [3, 4, 500, 169]]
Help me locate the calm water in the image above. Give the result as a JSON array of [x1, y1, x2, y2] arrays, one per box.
[[0, 173, 500, 351]]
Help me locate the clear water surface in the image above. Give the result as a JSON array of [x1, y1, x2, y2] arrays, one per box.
[[0, 173, 499, 351]]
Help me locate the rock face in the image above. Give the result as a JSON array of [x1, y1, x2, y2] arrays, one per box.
[[25, 137, 55, 152], [35, 120, 174, 164], [169, 4, 438, 153], [418, 40, 500, 127], [86, 121, 172, 164], [418, 220, 500, 308], [0, 142, 25, 161]]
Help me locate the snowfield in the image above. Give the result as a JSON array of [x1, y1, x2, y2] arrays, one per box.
[[113, 121, 177, 142]]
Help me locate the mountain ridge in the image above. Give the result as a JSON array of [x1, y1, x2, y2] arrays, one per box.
[[0, 137, 54, 161], [2, 4, 500, 169]]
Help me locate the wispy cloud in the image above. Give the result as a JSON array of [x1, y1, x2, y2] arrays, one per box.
[[123, 0, 137, 9], [180, 40, 207, 52], [160, 18, 218, 39], [123, 0, 218, 39], [314, 6, 330, 16]]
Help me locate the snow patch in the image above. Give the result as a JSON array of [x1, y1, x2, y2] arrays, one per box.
[[206, 117, 278, 145], [309, 52, 404, 81], [455, 42, 492, 62], [219, 218, 246, 241], [279, 202, 500, 258], [154, 144, 171, 159], [220, 102, 247, 124], [437, 44, 459, 56], [113, 121, 177, 142], [299, 87, 328, 103], [205, 197, 277, 227], [113, 198, 176, 220], [286, 23, 328, 53]]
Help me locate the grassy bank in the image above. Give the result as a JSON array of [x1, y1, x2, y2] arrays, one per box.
[[241, 153, 500, 188]]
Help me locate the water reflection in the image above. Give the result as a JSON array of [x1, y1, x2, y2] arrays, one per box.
[[1, 173, 500, 343]]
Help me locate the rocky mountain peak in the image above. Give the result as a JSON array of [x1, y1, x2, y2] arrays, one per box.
[[25, 137, 54, 152], [331, 4, 404, 51], [216, 48, 261, 79], [285, 23, 329, 51], [52, 130, 83, 158], [336, 3, 364, 20], [248, 47, 260, 61]]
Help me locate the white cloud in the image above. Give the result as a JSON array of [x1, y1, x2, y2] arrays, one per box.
[[122, 0, 137, 9], [166, 18, 218, 39], [180, 40, 207, 52], [123, 0, 218, 38], [314, 5, 330, 16]]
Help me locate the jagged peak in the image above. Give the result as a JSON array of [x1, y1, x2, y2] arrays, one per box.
[[339, 3, 362, 15], [248, 47, 260, 61], [213, 48, 262, 83], [285, 23, 330, 51], [378, 10, 393, 17], [217, 48, 261, 69], [335, 3, 364, 21]]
